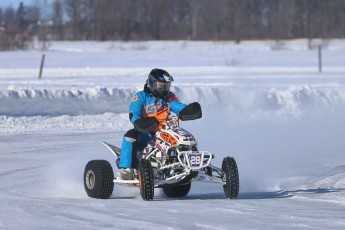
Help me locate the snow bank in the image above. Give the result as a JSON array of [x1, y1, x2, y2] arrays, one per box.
[[1, 85, 345, 121], [0, 86, 137, 116]]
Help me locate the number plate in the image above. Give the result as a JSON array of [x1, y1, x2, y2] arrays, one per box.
[[189, 153, 202, 167]]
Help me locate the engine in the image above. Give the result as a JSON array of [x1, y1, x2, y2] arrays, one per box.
[[143, 126, 198, 168]]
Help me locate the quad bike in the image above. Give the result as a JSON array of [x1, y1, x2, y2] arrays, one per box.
[[83, 116, 239, 201]]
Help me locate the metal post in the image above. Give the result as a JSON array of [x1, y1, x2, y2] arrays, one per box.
[[38, 53, 45, 79], [318, 45, 322, 73]]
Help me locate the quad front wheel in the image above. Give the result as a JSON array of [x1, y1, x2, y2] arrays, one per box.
[[84, 160, 114, 199], [138, 159, 154, 201], [222, 156, 239, 199]]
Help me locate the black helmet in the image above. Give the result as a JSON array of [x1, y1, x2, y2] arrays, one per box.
[[147, 68, 174, 98]]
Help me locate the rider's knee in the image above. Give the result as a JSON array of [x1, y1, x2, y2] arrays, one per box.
[[124, 129, 139, 143]]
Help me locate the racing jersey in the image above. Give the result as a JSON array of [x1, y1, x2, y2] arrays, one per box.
[[129, 85, 186, 130]]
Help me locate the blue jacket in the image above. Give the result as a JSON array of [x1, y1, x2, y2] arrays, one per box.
[[129, 85, 186, 126]]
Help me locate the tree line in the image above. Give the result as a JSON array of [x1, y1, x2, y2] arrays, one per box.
[[0, 0, 344, 49]]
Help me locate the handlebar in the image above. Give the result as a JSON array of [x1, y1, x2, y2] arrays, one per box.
[[160, 116, 179, 128]]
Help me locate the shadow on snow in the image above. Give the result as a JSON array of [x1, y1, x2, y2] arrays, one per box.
[[239, 188, 345, 200], [155, 188, 345, 201]]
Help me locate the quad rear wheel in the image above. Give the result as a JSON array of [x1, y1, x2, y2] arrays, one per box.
[[222, 156, 239, 199], [162, 183, 191, 198], [84, 160, 114, 199], [138, 159, 154, 201]]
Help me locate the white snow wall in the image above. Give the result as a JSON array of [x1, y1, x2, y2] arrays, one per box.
[[1, 86, 345, 121]]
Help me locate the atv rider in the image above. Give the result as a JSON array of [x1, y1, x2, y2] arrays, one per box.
[[117, 68, 202, 180]]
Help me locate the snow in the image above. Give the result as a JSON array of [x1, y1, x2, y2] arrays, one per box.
[[1, 39, 345, 229]]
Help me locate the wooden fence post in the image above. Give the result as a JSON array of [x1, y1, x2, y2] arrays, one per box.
[[38, 53, 45, 79], [318, 45, 322, 73]]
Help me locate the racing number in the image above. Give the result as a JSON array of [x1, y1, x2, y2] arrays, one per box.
[[190, 154, 201, 167]]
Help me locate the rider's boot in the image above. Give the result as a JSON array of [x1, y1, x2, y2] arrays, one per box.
[[117, 168, 134, 180]]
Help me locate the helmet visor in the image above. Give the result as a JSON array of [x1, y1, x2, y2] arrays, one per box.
[[154, 81, 171, 92]]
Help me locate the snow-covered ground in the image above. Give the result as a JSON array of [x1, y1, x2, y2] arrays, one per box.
[[1, 40, 345, 229]]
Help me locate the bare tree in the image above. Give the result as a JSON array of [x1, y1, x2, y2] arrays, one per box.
[[64, 0, 83, 40], [52, 0, 64, 39]]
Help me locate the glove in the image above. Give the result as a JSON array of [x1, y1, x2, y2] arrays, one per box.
[[134, 117, 159, 134]]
